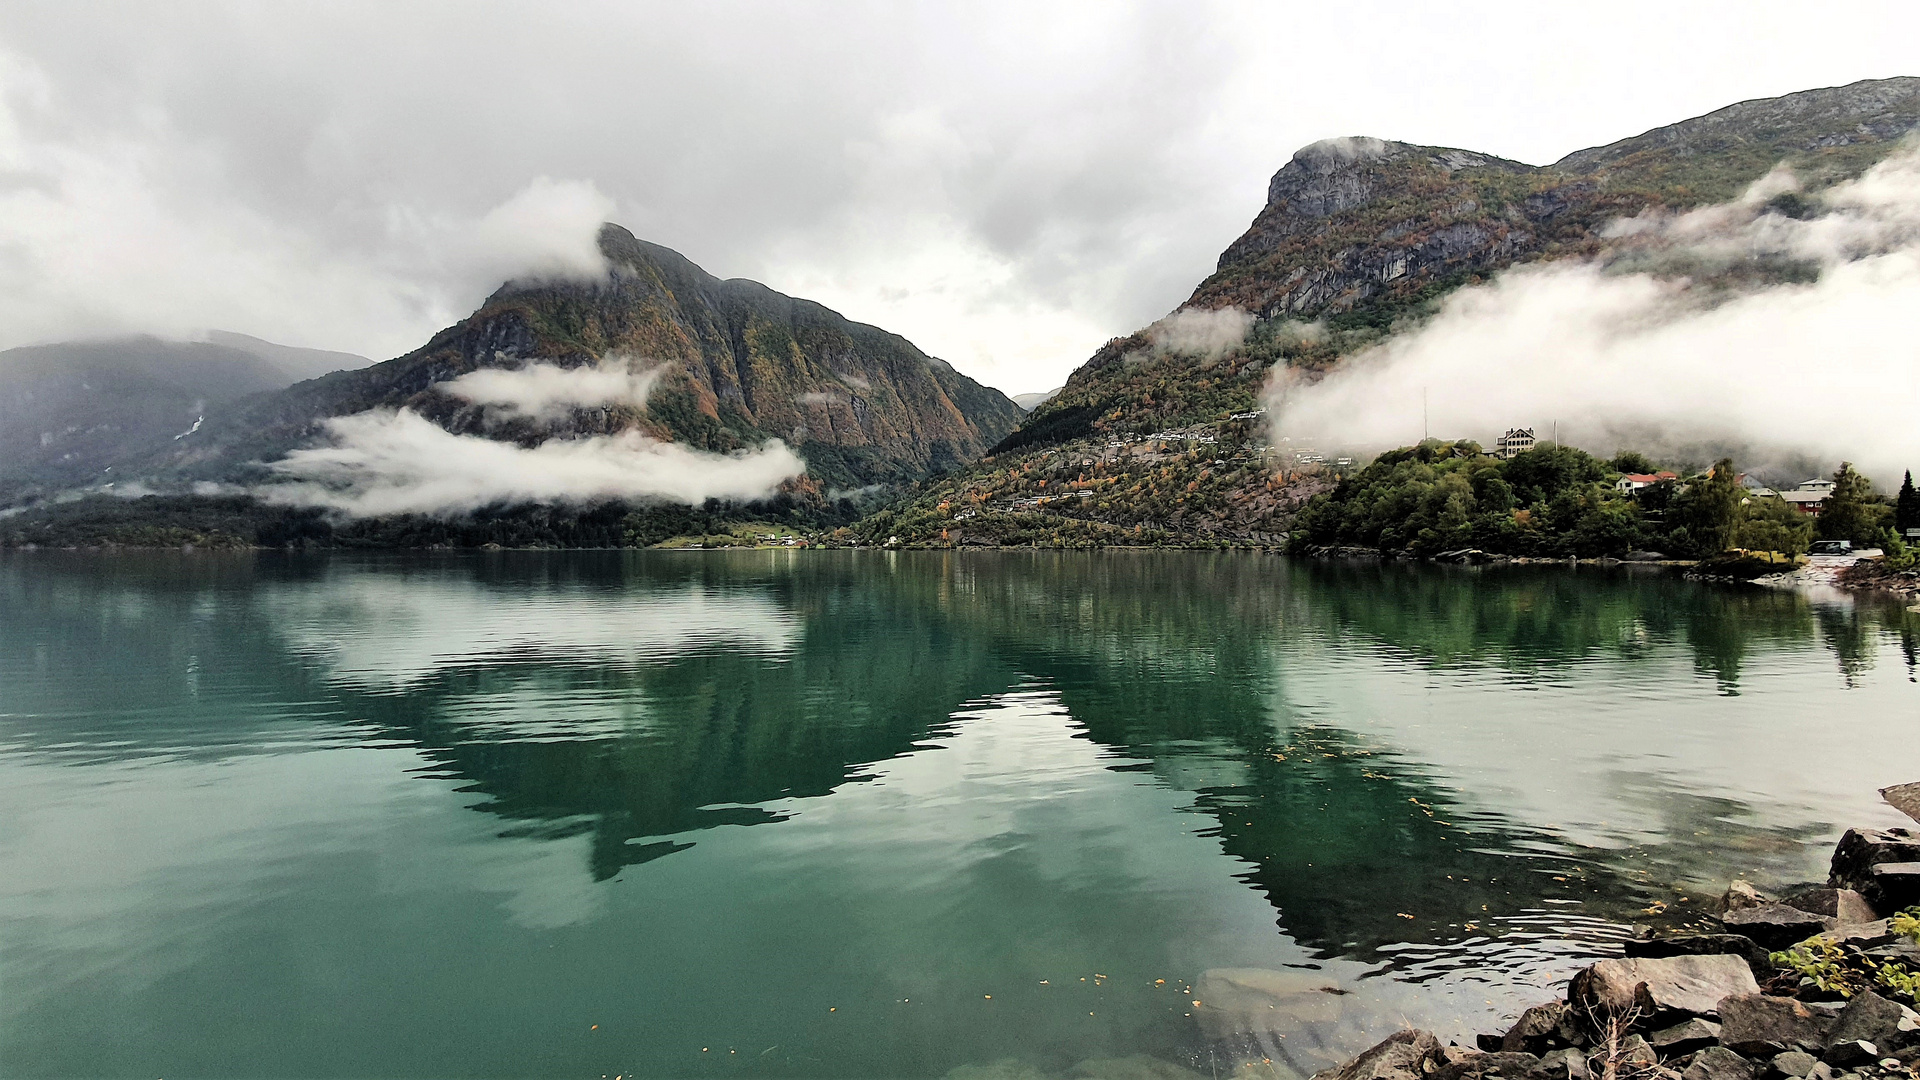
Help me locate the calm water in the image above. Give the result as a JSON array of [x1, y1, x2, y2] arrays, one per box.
[[2, 551, 1916, 1080]]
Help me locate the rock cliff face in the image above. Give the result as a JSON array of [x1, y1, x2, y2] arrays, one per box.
[[143, 226, 1021, 492], [1188, 77, 1920, 333]]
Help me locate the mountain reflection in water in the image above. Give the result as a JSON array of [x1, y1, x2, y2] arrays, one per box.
[[1, 551, 1915, 1079]]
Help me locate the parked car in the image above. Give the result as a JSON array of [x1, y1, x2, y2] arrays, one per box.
[[1808, 540, 1854, 555]]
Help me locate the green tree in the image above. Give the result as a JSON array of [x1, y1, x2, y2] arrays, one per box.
[[1609, 450, 1658, 474], [1503, 443, 1609, 506], [1731, 493, 1813, 556], [1669, 458, 1743, 555], [1897, 470, 1920, 534], [1816, 462, 1889, 546]]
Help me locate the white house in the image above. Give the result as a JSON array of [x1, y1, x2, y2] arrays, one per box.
[[1615, 471, 1679, 495], [1495, 427, 1536, 459]]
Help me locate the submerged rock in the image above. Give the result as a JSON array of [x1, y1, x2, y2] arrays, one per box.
[[1191, 967, 1348, 1040]]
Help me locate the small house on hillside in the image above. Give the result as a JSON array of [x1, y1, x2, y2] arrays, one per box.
[[1615, 471, 1678, 495], [1781, 478, 1835, 515], [1496, 428, 1536, 459]]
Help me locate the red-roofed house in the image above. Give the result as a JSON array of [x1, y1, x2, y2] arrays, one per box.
[[1615, 471, 1678, 495]]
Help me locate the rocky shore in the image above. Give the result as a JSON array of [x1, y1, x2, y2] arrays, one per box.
[[1309, 791, 1920, 1080]]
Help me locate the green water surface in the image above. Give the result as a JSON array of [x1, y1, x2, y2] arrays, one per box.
[[1, 551, 1914, 1079]]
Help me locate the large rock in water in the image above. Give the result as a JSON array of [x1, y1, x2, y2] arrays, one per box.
[[1311, 1030, 1442, 1080], [1881, 783, 1920, 826], [1780, 887, 1879, 925], [1829, 828, 1920, 911], [1719, 904, 1833, 950], [1626, 934, 1775, 972], [1569, 956, 1760, 1021], [1716, 994, 1830, 1056]]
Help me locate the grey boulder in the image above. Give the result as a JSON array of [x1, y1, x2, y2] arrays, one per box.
[[1683, 1047, 1755, 1080], [1825, 991, 1918, 1054], [1768, 1050, 1820, 1078], [1719, 994, 1832, 1056], [1650, 1019, 1725, 1055], [1569, 955, 1760, 1020], [1720, 905, 1835, 951], [1314, 1029, 1442, 1080], [1782, 888, 1880, 926]]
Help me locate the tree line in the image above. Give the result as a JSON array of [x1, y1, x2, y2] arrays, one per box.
[[1291, 440, 1913, 561]]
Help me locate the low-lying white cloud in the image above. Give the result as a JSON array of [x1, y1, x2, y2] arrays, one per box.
[[261, 408, 805, 517], [1147, 305, 1255, 359], [439, 354, 659, 421], [1272, 147, 1920, 484]]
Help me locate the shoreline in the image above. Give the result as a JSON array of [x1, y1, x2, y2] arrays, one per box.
[[1294, 801, 1920, 1080], [5, 542, 1917, 603]]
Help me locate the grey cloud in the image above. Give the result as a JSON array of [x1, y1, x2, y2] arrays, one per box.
[[440, 353, 658, 422], [3, 3, 1919, 394], [1147, 306, 1255, 359], [261, 408, 806, 518]]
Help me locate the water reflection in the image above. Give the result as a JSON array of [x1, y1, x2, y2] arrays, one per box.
[[2, 551, 1917, 1079]]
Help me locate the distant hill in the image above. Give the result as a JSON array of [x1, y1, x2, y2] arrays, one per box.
[[858, 77, 1920, 547], [1011, 388, 1062, 412], [205, 331, 369, 383], [0, 335, 367, 506]]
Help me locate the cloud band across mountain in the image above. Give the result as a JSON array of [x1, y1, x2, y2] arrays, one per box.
[[260, 358, 806, 516]]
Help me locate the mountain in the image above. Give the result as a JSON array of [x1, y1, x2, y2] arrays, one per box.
[[205, 330, 369, 382], [111, 226, 1020, 499], [1, 228, 1022, 551], [857, 77, 1920, 547], [0, 336, 367, 505]]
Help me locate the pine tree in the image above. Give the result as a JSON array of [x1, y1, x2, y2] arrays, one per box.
[[1897, 470, 1919, 534]]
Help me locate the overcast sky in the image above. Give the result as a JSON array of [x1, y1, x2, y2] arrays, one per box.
[[1, 2, 1916, 395]]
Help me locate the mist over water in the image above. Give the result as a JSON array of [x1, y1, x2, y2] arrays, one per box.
[[1, 551, 1915, 1078]]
